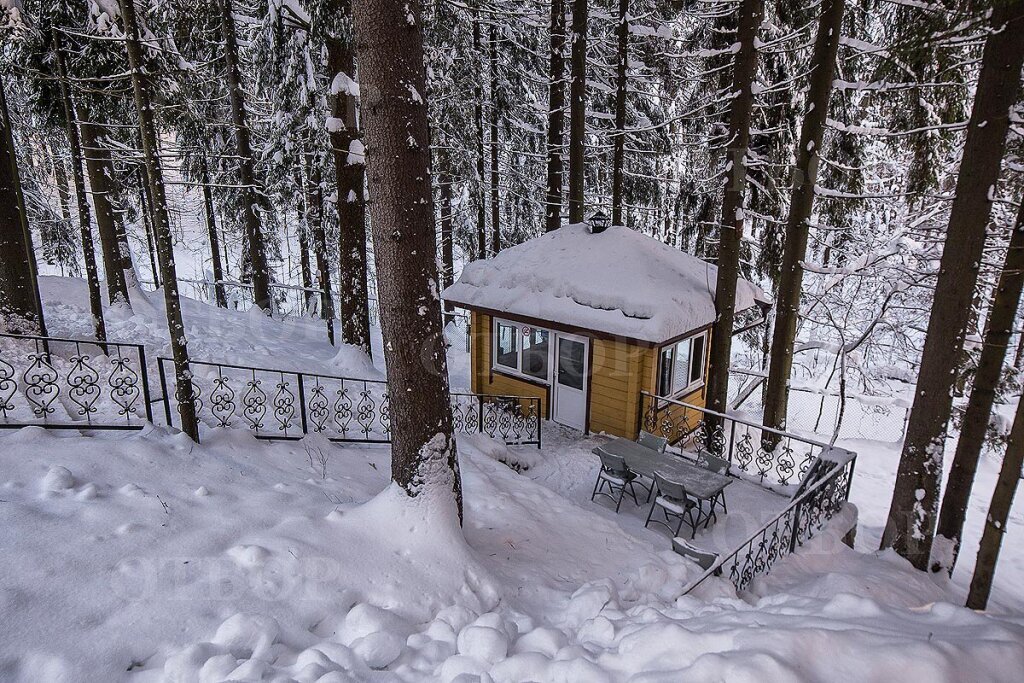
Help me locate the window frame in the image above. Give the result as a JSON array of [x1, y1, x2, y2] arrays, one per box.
[[657, 330, 708, 398], [491, 317, 553, 385]]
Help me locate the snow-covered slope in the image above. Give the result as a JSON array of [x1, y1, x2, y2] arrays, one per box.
[[2, 428, 1023, 682], [38, 276, 380, 380], [3, 269, 1023, 681]]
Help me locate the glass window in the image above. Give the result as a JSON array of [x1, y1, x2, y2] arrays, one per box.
[[690, 333, 705, 385], [658, 345, 674, 396], [672, 338, 691, 395], [522, 329, 550, 381], [557, 338, 585, 390], [495, 322, 518, 369], [657, 331, 707, 397]]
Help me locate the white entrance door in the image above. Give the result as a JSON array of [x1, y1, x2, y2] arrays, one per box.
[[552, 332, 588, 431]]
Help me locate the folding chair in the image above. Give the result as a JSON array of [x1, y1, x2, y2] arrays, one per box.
[[591, 449, 647, 512], [645, 472, 708, 539], [637, 430, 668, 453]]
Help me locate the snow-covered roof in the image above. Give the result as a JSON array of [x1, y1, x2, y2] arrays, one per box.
[[442, 223, 767, 344]]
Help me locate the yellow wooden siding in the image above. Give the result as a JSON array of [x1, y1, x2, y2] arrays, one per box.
[[470, 312, 549, 417], [640, 328, 710, 442], [466, 311, 714, 441], [588, 337, 651, 439]]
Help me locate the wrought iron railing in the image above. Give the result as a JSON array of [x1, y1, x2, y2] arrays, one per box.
[[639, 391, 831, 490], [0, 332, 152, 430], [157, 358, 541, 447], [681, 449, 856, 594]]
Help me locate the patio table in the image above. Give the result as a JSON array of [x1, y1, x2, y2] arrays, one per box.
[[593, 436, 732, 502]]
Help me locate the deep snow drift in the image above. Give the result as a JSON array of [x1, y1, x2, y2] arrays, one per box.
[[2, 277, 1023, 681], [3, 427, 1024, 682]]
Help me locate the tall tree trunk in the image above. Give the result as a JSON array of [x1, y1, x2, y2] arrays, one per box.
[[967, 379, 1024, 610], [762, 0, 845, 438], [114, 133, 141, 289], [114, 214, 139, 289], [200, 157, 227, 307], [52, 153, 78, 276], [53, 31, 106, 343], [545, 0, 566, 232], [610, 0, 629, 226], [1014, 325, 1024, 370], [294, 181, 313, 293], [219, 0, 272, 312], [79, 121, 131, 308], [936, 196, 1024, 573], [139, 174, 160, 288], [53, 154, 73, 227], [567, 0, 587, 223], [704, 0, 763, 417], [439, 163, 455, 325], [119, 0, 199, 441], [489, 24, 501, 254], [474, 14, 487, 257], [304, 148, 336, 344], [881, 0, 1024, 570], [326, 0, 372, 355], [350, 0, 461, 515], [0, 75, 47, 336]]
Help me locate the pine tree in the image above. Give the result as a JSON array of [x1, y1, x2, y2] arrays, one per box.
[[438, 160, 455, 324], [610, 0, 629, 226], [350, 0, 461, 515], [936, 194, 1024, 574], [967, 320, 1024, 609], [324, 0, 372, 355], [489, 23, 501, 254], [567, 0, 586, 222], [118, 0, 199, 441], [52, 29, 106, 343], [474, 11, 487, 257], [545, 0, 565, 232], [762, 0, 845, 436], [219, 0, 273, 312], [79, 121, 131, 308], [704, 0, 764, 417], [0, 73, 47, 336], [304, 145, 336, 343], [200, 157, 228, 307], [881, 0, 1024, 569], [46, 151, 79, 276]]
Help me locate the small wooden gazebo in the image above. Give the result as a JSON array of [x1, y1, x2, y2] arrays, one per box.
[[442, 223, 768, 438]]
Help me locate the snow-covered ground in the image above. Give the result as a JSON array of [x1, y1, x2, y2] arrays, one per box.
[[2, 282, 1024, 680]]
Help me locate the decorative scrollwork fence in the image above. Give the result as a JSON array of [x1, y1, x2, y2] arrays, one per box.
[[0, 332, 152, 430], [157, 358, 541, 447], [682, 449, 856, 594], [639, 391, 831, 490]]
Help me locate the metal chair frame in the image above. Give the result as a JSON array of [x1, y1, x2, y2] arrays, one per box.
[[591, 450, 650, 512], [696, 450, 730, 517], [637, 430, 668, 454], [645, 472, 709, 539]]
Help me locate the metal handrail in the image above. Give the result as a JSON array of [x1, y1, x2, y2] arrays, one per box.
[[639, 390, 831, 450], [0, 332, 153, 429], [0, 331, 143, 349], [156, 357, 541, 448], [681, 452, 856, 595]]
